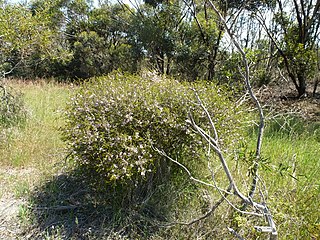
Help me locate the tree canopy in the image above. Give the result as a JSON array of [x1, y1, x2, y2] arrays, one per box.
[[1, 0, 319, 96]]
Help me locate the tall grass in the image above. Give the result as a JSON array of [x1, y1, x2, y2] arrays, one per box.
[[251, 116, 320, 239], [0, 80, 72, 198], [0, 80, 71, 167]]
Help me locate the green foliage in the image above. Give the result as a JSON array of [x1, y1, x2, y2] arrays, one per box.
[[171, 4, 222, 81], [62, 72, 246, 189], [0, 85, 26, 129], [64, 3, 137, 79], [129, 3, 180, 74], [281, 41, 317, 77], [0, 2, 71, 78], [277, 20, 317, 79], [272, 2, 320, 96]]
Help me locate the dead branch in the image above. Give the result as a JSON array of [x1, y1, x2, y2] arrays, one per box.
[[153, 1, 278, 238], [149, 1, 278, 238], [227, 227, 246, 240], [31, 205, 78, 211], [208, 1, 265, 200]]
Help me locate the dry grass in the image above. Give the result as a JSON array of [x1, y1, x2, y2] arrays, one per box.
[[0, 79, 72, 239]]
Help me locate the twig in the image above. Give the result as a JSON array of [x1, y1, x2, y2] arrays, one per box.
[[30, 205, 78, 211], [153, 147, 216, 189], [228, 227, 246, 240], [209, 167, 263, 217], [191, 88, 219, 143], [164, 193, 227, 226]]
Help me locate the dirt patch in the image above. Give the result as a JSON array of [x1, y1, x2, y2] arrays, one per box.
[[256, 83, 320, 122], [0, 167, 37, 239], [0, 197, 25, 239]]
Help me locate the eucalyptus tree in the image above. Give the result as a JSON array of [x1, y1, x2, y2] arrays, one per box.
[[89, 3, 138, 73], [0, 1, 70, 78], [175, 0, 276, 82], [176, 0, 223, 80], [257, 0, 320, 97], [127, 0, 228, 80], [128, 1, 184, 75]]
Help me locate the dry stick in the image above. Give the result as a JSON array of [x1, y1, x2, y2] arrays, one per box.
[[156, 99, 277, 237], [227, 227, 246, 240], [202, 2, 276, 239], [30, 205, 78, 211], [209, 1, 265, 200], [313, 78, 319, 96], [188, 100, 244, 199], [188, 103, 265, 213], [154, 147, 261, 226], [189, 86, 278, 237], [208, 163, 263, 218], [192, 88, 219, 142], [2, 61, 21, 78]]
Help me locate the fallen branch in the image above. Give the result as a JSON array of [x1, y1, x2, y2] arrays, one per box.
[[154, 1, 278, 238], [30, 205, 78, 212]]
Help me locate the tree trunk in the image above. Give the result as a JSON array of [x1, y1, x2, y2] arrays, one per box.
[[297, 74, 307, 97]]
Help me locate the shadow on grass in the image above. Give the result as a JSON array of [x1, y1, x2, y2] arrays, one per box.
[[26, 169, 169, 239]]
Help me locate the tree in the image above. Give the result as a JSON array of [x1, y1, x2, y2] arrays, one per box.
[[176, 0, 223, 81], [129, 3, 182, 75], [63, 1, 137, 78], [257, 0, 320, 97], [89, 3, 138, 73], [0, 1, 71, 78]]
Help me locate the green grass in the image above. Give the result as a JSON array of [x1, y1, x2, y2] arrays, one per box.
[[2, 80, 71, 167], [0, 80, 319, 239], [0, 80, 72, 198], [249, 117, 320, 239]]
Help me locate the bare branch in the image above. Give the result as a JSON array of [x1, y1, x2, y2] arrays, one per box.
[[191, 88, 219, 142], [228, 227, 246, 240], [152, 1, 278, 238], [153, 147, 217, 189], [209, 166, 263, 217]]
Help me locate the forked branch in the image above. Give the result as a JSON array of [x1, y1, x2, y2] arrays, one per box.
[[154, 1, 278, 239], [207, 0, 264, 200]]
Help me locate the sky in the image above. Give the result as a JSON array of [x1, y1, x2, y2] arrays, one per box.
[[7, 0, 25, 3], [6, 0, 134, 6]]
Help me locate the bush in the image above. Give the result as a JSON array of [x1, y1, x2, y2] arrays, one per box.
[[0, 85, 26, 129], [62, 72, 247, 192]]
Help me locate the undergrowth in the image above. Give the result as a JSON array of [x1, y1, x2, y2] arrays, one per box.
[[249, 116, 320, 239], [0, 79, 319, 239], [0, 84, 26, 129]]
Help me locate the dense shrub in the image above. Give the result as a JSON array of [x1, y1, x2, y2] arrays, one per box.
[[62, 72, 247, 189], [0, 85, 26, 128]]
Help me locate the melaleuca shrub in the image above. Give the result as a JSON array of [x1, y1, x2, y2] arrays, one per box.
[[62, 72, 247, 188]]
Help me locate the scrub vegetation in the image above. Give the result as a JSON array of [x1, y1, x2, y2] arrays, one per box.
[[0, 77, 319, 239], [0, 0, 319, 239]]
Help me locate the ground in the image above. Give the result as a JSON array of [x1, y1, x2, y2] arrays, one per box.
[[256, 82, 320, 121], [0, 168, 33, 239]]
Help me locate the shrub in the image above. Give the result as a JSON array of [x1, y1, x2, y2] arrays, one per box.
[[0, 85, 26, 129], [62, 72, 247, 191]]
